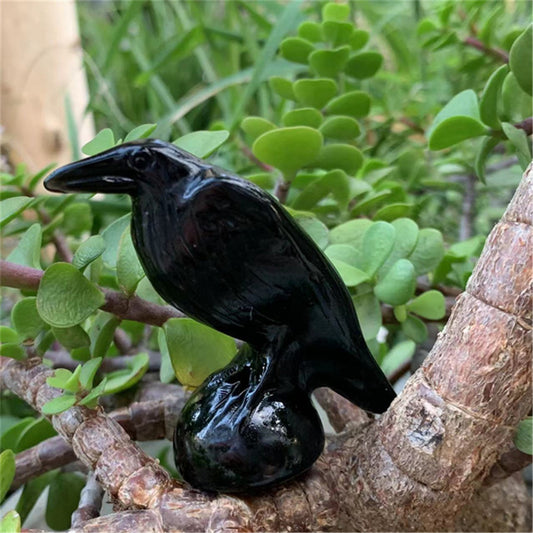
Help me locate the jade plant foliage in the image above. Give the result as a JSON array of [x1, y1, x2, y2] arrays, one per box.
[[0, 1, 531, 528]]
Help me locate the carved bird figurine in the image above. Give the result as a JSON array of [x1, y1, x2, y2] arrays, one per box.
[[45, 139, 395, 492]]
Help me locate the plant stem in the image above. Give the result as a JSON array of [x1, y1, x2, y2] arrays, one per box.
[[462, 36, 509, 63]]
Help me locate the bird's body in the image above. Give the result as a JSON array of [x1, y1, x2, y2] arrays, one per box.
[[45, 139, 396, 492]]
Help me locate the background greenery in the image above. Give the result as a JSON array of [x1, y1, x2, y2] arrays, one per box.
[[1, 1, 531, 530]]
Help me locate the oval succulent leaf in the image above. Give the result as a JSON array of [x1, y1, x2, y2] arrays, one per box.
[[325, 90, 371, 118], [293, 78, 338, 109], [344, 52, 383, 79], [282, 108, 323, 129], [241, 117, 276, 141], [309, 46, 350, 77], [509, 24, 532, 96], [314, 144, 363, 175], [253, 127, 323, 176], [37, 263, 106, 328], [374, 259, 416, 306], [319, 116, 360, 140], [280, 37, 315, 64]]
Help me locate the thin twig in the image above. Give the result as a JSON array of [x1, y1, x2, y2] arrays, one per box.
[[514, 117, 533, 136], [463, 36, 509, 63], [71, 472, 104, 528]]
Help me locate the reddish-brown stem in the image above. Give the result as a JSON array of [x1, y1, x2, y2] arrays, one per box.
[[463, 36, 509, 63], [514, 117, 533, 136]]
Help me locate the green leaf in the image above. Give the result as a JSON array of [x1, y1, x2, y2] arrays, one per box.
[[502, 122, 532, 170], [62, 202, 93, 237], [269, 76, 297, 100], [16, 472, 55, 525], [293, 78, 338, 109], [319, 116, 360, 140], [73, 235, 106, 270], [374, 259, 416, 306], [373, 203, 412, 222], [329, 219, 372, 249], [0, 449, 15, 503], [241, 117, 276, 141], [124, 123, 157, 143], [79, 357, 103, 390], [46, 368, 73, 389], [165, 318, 236, 387], [292, 170, 350, 210], [89, 313, 121, 358], [253, 127, 323, 176], [117, 227, 145, 295], [329, 259, 368, 287], [407, 228, 445, 275], [344, 52, 383, 79], [322, 2, 350, 22], [280, 37, 315, 64], [407, 290, 446, 320], [325, 243, 359, 266], [82, 129, 116, 156], [394, 305, 407, 323], [15, 417, 56, 452], [322, 21, 354, 47], [378, 218, 419, 276], [479, 65, 509, 128], [448, 235, 485, 258], [297, 21, 322, 42], [282, 108, 323, 128], [52, 325, 90, 350], [509, 24, 532, 96], [101, 214, 131, 268], [514, 417, 532, 455], [289, 210, 329, 249], [0, 344, 25, 360], [309, 46, 350, 77], [103, 353, 150, 394], [325, 90, 371, 118], [402, 314, 428, 342], [349, 29, 369, 50], [475, 136, 500, 184], [173, 130, 229, 158], [381, 340, 416, 376], [41, 394, 77, 415], [0, 197, 34, 229], [0, 327, 19, 344], [353, 292, 382, 340], [501, 71, 532, 123], [314, 144, 363, 174], [45, 473, 85, 531], [0, 418, 34, 451], [37, 263, 105, 327], [0, 511, 20, 533], [11, 297, 47, 341], [158, 329, 176, 384], [361, 221, 396, 277], [77, 377, 107, 407], [427, 90, 487, 150], [6, 223, 42, 269]]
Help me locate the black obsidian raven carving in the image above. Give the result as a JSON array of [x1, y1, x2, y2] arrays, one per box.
[[45, 139, 396, 492]]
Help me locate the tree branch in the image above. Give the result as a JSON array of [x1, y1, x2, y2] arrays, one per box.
[[71, 472, 104, 528]]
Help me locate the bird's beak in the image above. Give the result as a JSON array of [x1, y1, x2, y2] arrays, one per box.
[[44, 149, 136, 194]]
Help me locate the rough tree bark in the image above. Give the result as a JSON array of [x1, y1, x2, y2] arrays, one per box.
[[1, 164, 531, 532]]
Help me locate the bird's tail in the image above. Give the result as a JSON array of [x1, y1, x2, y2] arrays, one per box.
[[303, 342, 397, 414]]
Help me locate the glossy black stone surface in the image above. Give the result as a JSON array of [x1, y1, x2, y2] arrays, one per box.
[[45, 139, 396, 492]]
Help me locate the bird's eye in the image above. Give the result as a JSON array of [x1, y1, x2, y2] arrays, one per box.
[[131, 152, 151, 171]]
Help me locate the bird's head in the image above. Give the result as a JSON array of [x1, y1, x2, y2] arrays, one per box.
[[44, 139, 206, 195]]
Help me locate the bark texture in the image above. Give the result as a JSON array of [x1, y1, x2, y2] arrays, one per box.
[[1, 164, 532, 532]]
